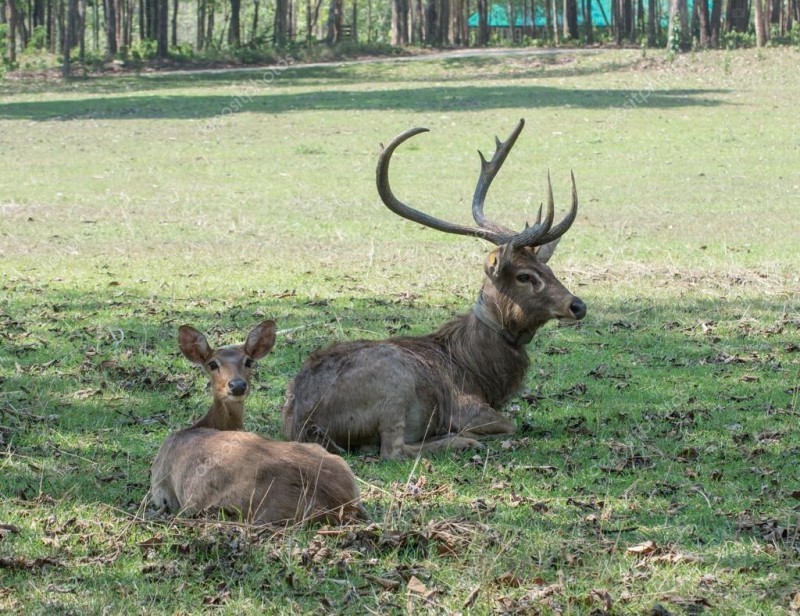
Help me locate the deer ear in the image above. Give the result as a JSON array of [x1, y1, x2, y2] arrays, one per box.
[[534, 237, 561, 264], [178, 326, 212, 364], [245, 320, 276, 360], [484, 244, 514, 279]]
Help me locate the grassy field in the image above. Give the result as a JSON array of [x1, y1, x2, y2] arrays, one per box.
[[1, 48, 799, 614]]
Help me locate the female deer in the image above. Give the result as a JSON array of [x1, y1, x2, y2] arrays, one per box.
[[150, 321, 367, 524]]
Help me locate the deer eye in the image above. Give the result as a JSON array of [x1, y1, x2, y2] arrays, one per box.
[[208, 360, 220, 371], [516, 273, 532, 283], [244, 358, 254, 368]]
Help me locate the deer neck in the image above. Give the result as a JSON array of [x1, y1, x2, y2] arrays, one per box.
[[190, 399, 245, 431], [472, 291, 535, 347]]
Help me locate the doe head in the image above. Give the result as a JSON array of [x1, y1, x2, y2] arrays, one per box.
[[178, 320, 277, 402]]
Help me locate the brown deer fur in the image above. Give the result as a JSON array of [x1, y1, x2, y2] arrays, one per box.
[[282, 121, 586, 460], [150, 321, 367, 524], [282, 244, 584, 459]]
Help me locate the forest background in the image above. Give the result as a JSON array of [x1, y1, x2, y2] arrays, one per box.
[[1, 0, 799, 78]]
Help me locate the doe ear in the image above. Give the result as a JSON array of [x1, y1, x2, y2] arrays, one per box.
[[533, 237, 562, 264], [178, 325, 213, 365], [244, 320, 277, 360], [484, 243, 514, 279]]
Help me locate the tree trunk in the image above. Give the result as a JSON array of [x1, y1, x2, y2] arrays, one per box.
[[138, 0, 144, 39], [91, 0, 99, 50], [678, 0, 688, 44], [667, 0, 688, 48], [63, 0, 76, 76], [5, 0, 17, 64], [206, 2, 214, 47], [695, 0, 709, 46], [157, 0, 167, 56], [647, 0, 656, 45], [410, 0, 423, 42], [58, 0, 64, 58], [425, 0, 443, 44], [171, 0, 177, 45], [708, 0, 721, 45], [33, 0, 46, 32], [306, 0, 324, 40], [325, 0, 341, 42], [545, 0, 552, 40], [667, 0, 678, 47], [251, 0, 259, 42], [622, 0, 634, 42], [15, 0, 28, 47], [583, 0, 593, 42], [477, 0, 488, 44], [754, 0, 767, 44], [196, 0, 205, 49], [552, 0, 559, 42], [726, 0, 749, 31], [449, 0, 462, 44], [77, 0, 85, 63], [103, 0, 117, 56], [567, 0, 578, 37], [275, 0, 288, 45], [228, 0, 240, 45], [637, 0, 644, 34], [440, 0, 449, 44], [116, 0, 125, 46], [48, 0, 56, 52]]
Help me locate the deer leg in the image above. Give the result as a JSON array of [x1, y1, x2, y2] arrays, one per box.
[[379, 415, 411, 460], [449, 396, 516, 435], [380, 418, 483, 459], [402, 434, 483, 458]]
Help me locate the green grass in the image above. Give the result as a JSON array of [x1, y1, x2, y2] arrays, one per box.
[[1, 48, 799, 614]]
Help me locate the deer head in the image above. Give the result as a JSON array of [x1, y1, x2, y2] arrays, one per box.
[[376, 119, 586, 344], [178, 321, 277, 430]]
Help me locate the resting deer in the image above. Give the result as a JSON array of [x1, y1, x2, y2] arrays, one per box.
[[150, 321, 367, 524], [282, 119, 586, 460]]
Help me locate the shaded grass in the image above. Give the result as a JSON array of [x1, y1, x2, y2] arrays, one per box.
[[1, 48, 799, 614]]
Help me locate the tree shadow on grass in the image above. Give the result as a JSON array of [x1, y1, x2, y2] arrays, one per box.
[[2, 51, 647, 96], [1, 287, 796, 615], [0, 83, 729, 121]]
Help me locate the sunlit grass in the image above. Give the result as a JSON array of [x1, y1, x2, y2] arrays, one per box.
[[1, 48, 798, 613]]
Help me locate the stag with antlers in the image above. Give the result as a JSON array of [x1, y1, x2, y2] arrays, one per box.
[[282, 119, 586, 459]]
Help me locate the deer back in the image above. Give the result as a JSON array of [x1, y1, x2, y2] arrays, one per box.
[[151, 428, 366, 524]]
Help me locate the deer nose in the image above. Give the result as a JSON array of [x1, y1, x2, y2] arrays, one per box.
[[569, 298, 587, 320], [228, 378, 248, 397]]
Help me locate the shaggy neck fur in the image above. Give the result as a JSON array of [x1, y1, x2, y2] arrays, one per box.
[[430, 309, 531, 409], [472, 291, 536, 347]]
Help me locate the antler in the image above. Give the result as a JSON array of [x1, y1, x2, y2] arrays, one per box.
[[375, 119, 578, 249]]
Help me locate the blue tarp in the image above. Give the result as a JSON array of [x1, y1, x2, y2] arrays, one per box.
[[467, 2, 616, 28], [467, 0, 700, 29]]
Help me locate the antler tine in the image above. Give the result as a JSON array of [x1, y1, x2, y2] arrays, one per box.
[[533, 170, 579, 246], [471, 119, 526, 241], [376, 127, 507, 244], [511, 171, 578, 248], [510, 171, 555, 249]]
